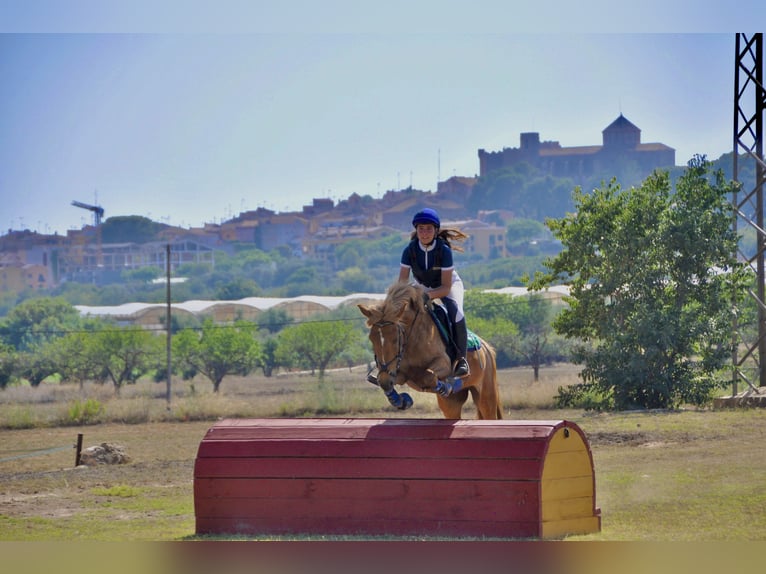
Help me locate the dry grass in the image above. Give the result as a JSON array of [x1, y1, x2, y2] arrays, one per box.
[[2, 363, 766, 544], [0, 363, 575, 428]]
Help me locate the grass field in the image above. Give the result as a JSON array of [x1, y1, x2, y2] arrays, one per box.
[[1, 364, 765, 543]]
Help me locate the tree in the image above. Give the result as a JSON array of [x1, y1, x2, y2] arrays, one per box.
[[0, 343, 17, 389], [15, 348, 57, 387], [530, 157, 749, 409], [215, 277, 260, 300], [259, 337, 280, 377], [464, 291, 520, 368], [173, 320, 261, 392], [464, 290, 565, 374], [0, 297, 81, 351], [91, 326, 163, 393], [51, 331, 105, 387], [256, 307, 293, 334], [276, 319, 358, 378]]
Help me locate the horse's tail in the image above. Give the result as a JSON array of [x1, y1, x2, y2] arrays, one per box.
[[481, 339, 503, 420]]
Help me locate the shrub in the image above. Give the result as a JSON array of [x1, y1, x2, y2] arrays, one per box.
[[65, 398, 103, 425]]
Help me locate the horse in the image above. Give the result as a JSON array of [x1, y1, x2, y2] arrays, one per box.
[[357, 282, 502, 419]]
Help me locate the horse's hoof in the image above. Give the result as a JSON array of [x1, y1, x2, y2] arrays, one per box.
[[399, 393, 413, 410], [366, 373, 379, 386]]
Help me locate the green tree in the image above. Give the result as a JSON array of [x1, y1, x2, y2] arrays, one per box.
[[259, 337, 280, 377], [15, 347, 57, 387], [337, 266, 376, 293], [50, 331, 105, 387], [276, 319, 358, 378], [215, 277, 260, 300], [100, 215, 166, 243], [0, 297, 81, 351], [173, 320, 261, 392], [464, 290, 520, 368], [256, 307, 293, 334], [530, 157, 749, 409], [0, 343, 18, 389], [505, 294, 561, 380], [90, 326, 162, 393]]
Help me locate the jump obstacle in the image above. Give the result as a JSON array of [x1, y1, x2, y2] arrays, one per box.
[[193, 418, 601, 539]]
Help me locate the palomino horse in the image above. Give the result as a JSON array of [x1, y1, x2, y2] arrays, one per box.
[[358, 282, 502, 419]]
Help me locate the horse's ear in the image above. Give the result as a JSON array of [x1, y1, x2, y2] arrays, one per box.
[[358, 304, 372, 319], [358, 304, 379, 326]]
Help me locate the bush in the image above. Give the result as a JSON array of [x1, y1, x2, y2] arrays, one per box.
[[65, 398, 103, 425]]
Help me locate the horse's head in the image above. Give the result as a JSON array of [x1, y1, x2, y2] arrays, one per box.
[[358, 283, 426, 387]]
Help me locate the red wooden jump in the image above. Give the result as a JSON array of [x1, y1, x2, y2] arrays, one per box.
[[194, 418, 601, 539]]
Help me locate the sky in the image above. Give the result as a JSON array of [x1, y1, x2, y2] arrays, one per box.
[[0, 2, 763, 235]]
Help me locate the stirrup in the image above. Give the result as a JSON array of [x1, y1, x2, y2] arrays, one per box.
[[454, 357, 470, 377]]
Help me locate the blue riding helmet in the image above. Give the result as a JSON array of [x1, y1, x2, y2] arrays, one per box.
[[412, 208, 441, 229]]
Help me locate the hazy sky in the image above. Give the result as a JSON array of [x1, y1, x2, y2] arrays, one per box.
[[0, 3, 761, 235]]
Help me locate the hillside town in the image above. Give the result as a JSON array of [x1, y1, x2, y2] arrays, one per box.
[[1, 115, 674, 294]]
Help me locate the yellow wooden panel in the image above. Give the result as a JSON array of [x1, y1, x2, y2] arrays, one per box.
[[541, 495, 595, 522], [541, 475, 594, 501], [541, 450, 593, 479], [542, 515, 601, 539], [540, 426, 600, 538]]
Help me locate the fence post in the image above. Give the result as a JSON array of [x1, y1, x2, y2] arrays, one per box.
[[75, 433, 83, 466]]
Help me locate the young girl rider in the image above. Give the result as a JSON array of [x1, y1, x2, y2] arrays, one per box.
[[398, 208, 471, 377]]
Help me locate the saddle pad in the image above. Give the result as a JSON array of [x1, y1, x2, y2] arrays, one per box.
[[467, 330, 481, 352]]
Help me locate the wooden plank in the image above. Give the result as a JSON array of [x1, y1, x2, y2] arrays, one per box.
[[541, 495, 597, 522], [540, 475, 594, 501], [196, 438, 547, 460], [195, 489, 541, 523], [540, 451, 594, 480], [201, 418, 563, 442], [194, 477, 539, 504], [193, 456, 544, 481]]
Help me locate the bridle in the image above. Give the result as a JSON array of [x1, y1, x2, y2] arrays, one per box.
[[370, 304, 422, 383]]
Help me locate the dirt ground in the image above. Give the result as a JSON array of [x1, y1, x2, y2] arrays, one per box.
[[0, 421, 209, 528]]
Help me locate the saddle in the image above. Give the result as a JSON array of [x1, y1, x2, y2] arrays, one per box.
[[427, 300, 481, 363]]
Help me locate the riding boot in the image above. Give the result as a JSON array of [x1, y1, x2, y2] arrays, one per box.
[[453, 318, 470, 377]]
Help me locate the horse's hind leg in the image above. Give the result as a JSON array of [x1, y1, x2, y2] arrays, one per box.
[[475, 386, 502, 419]]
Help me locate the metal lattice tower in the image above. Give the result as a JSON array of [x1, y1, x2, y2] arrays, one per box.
[[733, 33, 766, 394]]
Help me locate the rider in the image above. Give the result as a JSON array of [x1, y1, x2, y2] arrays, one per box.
[[398, 208, 471, 377]]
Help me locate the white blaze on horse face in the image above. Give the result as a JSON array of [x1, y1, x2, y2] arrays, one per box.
[[376, 327, 386, 354]]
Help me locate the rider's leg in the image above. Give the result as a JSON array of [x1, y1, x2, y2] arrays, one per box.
[[444, 296, 470, 377], [452, 318, 470, 377]]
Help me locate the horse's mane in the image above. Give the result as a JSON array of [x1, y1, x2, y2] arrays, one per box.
[[379, 282, 422, 322]]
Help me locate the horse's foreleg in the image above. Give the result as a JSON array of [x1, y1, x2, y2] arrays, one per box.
[[367, 372, 413, 410]]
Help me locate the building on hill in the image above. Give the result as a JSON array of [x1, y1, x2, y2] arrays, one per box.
[[477, 114, 675, 181], [437, 175, 478, 199], [0, 262, 50, 293], [458, 219, 507, 259], [254, 214, 309, 254]]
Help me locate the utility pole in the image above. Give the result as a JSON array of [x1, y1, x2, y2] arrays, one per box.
[[166, 243, 172, 410], [732, 33, 766, 394]]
